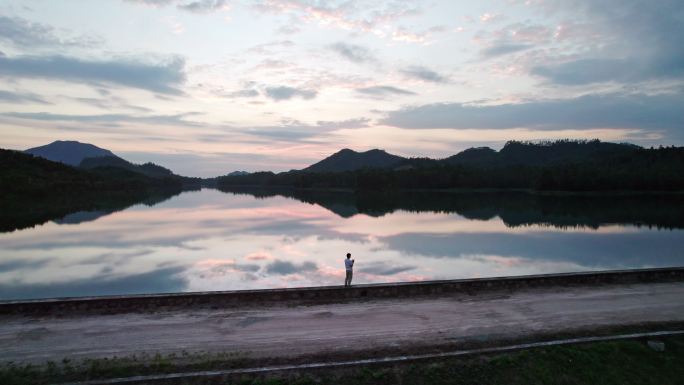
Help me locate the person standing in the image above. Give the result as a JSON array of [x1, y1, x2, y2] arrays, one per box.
[[344, 253, 354, 287]]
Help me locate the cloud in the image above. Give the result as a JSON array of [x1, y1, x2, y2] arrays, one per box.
[[212, 87, 260, 98], [356, 85, 416, 97], [205, 81, 261, 99], [253, 0, 420, 37], [530, 0, 684, 85], [479, 13, 502, 23], [0, 266, 187, 300], [480, 42, 533, 58], [391, 27, 429, 44], [265, 259, 317, 275], [229, 89, 260, 98], [177, 0, 227, 13], [531, 59, 630, 85], [277, 23, 301, 35], [264, 85, 317, 101], [64, 95, 153, 113], [359, 261, 416, 276], [381, 91, 684, 132], [2, 111, 201, 127], [473, 22, 551, 59], [0, 54, 186, 94], [0, 89, 50, 104], [124, 0, 174, 5], [329, 42, 375, 63], [0, 258, 50, 273], [123, 0, 228, 13], [0, 15, 100, 48], [207, 261, 260, 275], [400, 66, 449, 83], [381, 231, 684, 270], [239, 118, 369, 141], [247, 40, 295, 55]]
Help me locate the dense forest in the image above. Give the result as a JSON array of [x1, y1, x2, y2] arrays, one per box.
[[217, 141, 684, 192], [0, 149, 190, 232], [0, 149, 184, 198]]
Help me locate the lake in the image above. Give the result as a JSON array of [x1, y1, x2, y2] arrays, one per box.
[[1, 188, 683, 300]]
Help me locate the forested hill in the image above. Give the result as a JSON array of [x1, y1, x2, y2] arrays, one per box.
[[0, 149, 189, 232], [0, 149, 183, 198], [304, 148, 406, 172], [217, 140, 684, 192], [79, 156, 175, 178], [298, 140, 643, 172], [22, 140, 202, 185], [442, 140, 640, 167], [25, 140, 117, 166]]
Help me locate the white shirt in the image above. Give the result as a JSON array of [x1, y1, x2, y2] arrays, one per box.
[[345, 258, 354, 271]]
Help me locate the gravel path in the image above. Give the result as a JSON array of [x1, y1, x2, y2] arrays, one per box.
[[1, 282, 683, 364]]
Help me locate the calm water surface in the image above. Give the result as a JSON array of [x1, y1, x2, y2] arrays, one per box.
[[1, 189, 683, 300]]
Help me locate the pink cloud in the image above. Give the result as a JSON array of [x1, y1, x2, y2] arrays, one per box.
[[245, 252, 272, 261], [254, 0, 422, 40], [480, 13, 503, 23]]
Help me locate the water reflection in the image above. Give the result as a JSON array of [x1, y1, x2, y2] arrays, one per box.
[[0, 189, 185, 233], [1, 188, 683, 300], [222, 187, 684, 229]]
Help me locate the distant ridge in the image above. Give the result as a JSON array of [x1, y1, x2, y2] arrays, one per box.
[[79, 156, 174, 178], [227, 171, 250, 176], [442, 140, 640, 167], [304, 148, 406, 172], [25, 140, 116, 166], [216, 139, 684, 192], [24, 140, 189, 180]]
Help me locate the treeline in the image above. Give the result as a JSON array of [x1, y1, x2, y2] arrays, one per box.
[[0, 149, 186, 198], [0, 149, 191, 232], [217, 146, 684, 192]]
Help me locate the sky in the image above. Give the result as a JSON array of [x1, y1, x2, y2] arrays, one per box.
[[0, 0, 683, 177]]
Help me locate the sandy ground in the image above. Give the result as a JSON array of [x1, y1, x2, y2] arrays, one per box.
[[1, 282, 683, 364]]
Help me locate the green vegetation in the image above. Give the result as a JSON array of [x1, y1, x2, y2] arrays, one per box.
[[0, 149, 183, 197], [0, 336, 682, 385], [217, 141, 684, 192], [0, 350, 250, 385], [79, 155, 175, 177], [0, 149, 187, 232]]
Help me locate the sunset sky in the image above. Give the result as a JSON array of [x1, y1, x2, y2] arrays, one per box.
[[1, 0, 682, 176]]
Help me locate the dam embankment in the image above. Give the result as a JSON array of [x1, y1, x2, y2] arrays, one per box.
[[1, 267, 683, 315]]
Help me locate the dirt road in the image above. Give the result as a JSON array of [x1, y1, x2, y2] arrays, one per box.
[[1, 281, 683, 364]]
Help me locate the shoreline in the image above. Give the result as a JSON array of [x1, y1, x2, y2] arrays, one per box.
[[218, 185, 684, 196]]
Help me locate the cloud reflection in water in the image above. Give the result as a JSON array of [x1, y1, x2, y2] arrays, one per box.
[[1, 189, 683, 300]]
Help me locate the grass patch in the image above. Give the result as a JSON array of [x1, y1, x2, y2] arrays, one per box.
[[0, 336, 682, 385]]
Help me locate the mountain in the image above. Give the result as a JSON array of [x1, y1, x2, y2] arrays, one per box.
[[24, 140, 197, 183], [302, 141, 640, 174], [304, 148, 406, 172], [0, 149, 182, 197], [216, 140, 684, 192], [442, 147, 499, 166], [79, 156, 174, 178], [443, 140, 640, 167], [0, 149, 184, 232], [227, 171, 250, 176], [25, 140, 117, 166]]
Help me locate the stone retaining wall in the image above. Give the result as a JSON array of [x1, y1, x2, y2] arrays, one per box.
[[1, 267, 683, 316]]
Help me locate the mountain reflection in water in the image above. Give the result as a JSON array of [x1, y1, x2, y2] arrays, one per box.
[[1, 188, 683, 300]]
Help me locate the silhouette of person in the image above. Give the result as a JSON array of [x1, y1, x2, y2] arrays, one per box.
[[344, 252, 354, 287]]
